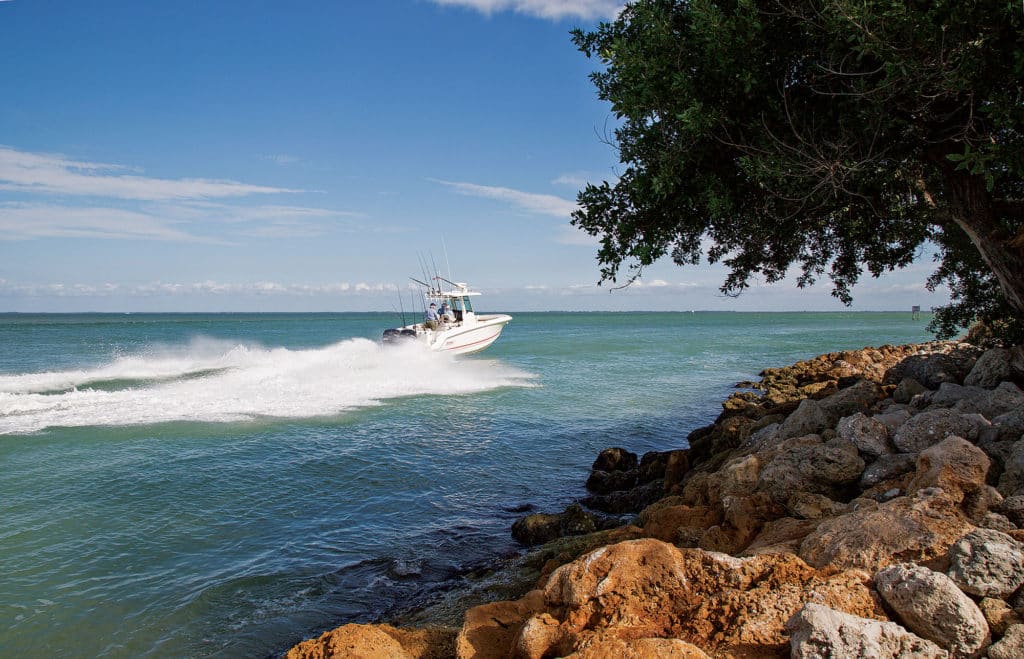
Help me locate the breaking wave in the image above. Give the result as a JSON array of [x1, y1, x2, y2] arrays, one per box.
[[0, 337, 535, 434]]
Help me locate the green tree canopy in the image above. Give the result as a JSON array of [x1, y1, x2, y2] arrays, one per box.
[[572, 0, 1024, 343]]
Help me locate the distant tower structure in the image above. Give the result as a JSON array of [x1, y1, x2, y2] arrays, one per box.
[[912, 305, 921, 320]]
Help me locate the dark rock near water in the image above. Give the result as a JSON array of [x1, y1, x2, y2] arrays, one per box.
[[591, 447, 637, 473], [585, 468, 638, 494], [582, 479, 664, 514]]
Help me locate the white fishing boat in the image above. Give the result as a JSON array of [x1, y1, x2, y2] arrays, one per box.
[[382, 278, 512, 355]]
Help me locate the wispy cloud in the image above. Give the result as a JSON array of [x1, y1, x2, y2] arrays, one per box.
[[429, 0, 621, 20], [0, 145, 297, 200], [432, 178, 577, 217], [0, 203, 218, 243], [0, 279, 401, 297]]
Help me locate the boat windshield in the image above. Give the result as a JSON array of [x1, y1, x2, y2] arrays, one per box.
[[452, 296, 473, 312]]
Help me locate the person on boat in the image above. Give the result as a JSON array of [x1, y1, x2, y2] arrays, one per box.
[[424, 303, 440, 329], [439, 301, 453, 323]]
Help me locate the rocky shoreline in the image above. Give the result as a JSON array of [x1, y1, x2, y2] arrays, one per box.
[[286, 341, 1024, 658]]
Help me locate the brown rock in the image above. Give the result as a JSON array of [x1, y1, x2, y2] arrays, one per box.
[[978, 597, 1024, 636], [506, 538, 882, 658], [906, 436, 992, 503], [284, 623, 440, 659], [799, 489, 976, 571], [566, 637, 710, 658], [640, 504, 722, 544], [456, 590, 547, 659]]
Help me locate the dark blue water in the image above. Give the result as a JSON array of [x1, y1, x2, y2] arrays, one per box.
[[0, 311, 934, 656]]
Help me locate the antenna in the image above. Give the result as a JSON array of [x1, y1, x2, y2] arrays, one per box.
[[442, 236, 453, 283]]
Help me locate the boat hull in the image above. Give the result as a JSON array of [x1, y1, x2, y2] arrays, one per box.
[[382, 314, 511, 355]]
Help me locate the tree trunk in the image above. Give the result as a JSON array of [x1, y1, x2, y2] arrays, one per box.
[[935, 162, 1024, 316]]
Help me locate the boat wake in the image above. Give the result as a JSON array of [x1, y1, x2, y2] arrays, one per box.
[[0, 337, 536, 434]]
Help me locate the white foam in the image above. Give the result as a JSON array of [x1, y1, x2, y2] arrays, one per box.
[[0, 338, 536, 434]]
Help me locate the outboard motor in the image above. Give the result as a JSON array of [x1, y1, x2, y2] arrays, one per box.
[[382, 328, 419, 346]]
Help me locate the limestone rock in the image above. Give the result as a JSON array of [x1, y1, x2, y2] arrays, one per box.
[[964, 347, 1019, 388], [987, 624, 1024, 659], [978, 598, 1023, 636], [895, 377, 930, 404], [887, 351, 976, 389], [787, 492, 849, 520], [512, 513, 563, 546], [517, 538, 882, 658], [874, 562, 990, 658], [787, 602, 948, 658], [947, 529, 1024, 598], [818, 379, 884, 419], [565, 637, 710, 658], [457, 590, 547, 659], [592, 447, 638, 473], [875, 408, 913, 436], [776, 399, 834, 440], [285, 623, 423, 659], [837, 412, 892, 457], [997, 440, 1024, 497], [756, 439, 864, 504], [860, 453, 918, 489], [639, 504, 722, 544], [906, 436, 991, 503], [893, 409, 981, 453], [998, 494, 1024, 527], [585, 468, 638, 494], [799, 489, 976, 572]]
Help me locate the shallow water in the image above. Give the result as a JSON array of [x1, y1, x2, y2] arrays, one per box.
[[0, 311, 934, 656]]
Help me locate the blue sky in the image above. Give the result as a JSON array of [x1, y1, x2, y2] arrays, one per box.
[[0, 0, 949, 312]]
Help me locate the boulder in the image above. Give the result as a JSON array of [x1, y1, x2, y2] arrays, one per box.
[[637, 451, 669, 484], [874, 563, 990, 658], [906, 436, 991, 503], [817, 379, 884, 419], [787, 602, 948, 658], [894, 377, 929, 404], [886, 351, 976, 389], [776, 399, 834, 440], [592, 447, 638, 472], [564, 637, 710, 658], [992, 408, 1024, 441], [998, 495, 1024, 527], [874, 408, 913, 435], [997, 440, 1024, 497], [640, 503, 722, 544], [492, 539, 883, 658], [756, 439, 864, 504], [836, 412, 892, 457], [987, 624, 1024, 659], [787, 492, 849, 520], [285, 623, 419, 659], [799, 489, 976, 572], [947, 529, 1024, 598], [582, 480, 664, 514], [585, 468, 638, 494], [933, 382, 1024, 419], [978, 598, 1024, 636], [512, 513, 563, 546], [964, 347, 1020, 388], [892, 409, 981, 453], [860, 453, 918, 489]]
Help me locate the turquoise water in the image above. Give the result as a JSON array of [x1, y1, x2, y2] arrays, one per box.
[[0, 312, 934, 657]]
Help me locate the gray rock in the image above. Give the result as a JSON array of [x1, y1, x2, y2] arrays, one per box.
[[875, 408, 913, 436], [947, 529, 1024, 598], [993, 408, 1024, 441], [776, 399, 834, 440], [591, 447, 638, 472], [887, 352, 975, 389], [951, 382, 1024, 420], [837, 412, 892, 458], [893, 409, 981, 453], [895, 377, 930, 404], [978, 512, 1016, 532], [997, 441, 1024, 498], [757, 440, 865, 503], [987, 624, 1024, 659], [931, 382, 981, 408], [787, 492, 849, 520], [964, 347, 1016, 389], [875, 562, 990, 658], [998, 495, 1024, 527], [860, 453, 918, 489], [819, 379, 883, 419], [787, 602, 948, 658]]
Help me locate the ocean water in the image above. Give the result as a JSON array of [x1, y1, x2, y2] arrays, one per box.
[[0, 311, 935, 657]]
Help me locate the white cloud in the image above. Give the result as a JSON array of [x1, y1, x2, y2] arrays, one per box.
[[0, 279, 401, 297], [433, 179, 577, 217], [0, 145, 298, 200], [0, 203, 217, 243], [429, 0, 621, 20]]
